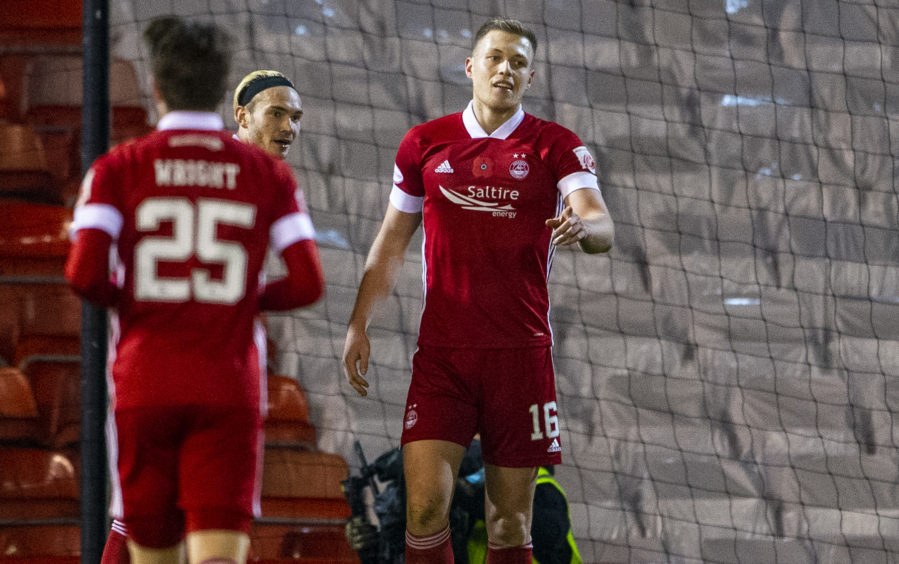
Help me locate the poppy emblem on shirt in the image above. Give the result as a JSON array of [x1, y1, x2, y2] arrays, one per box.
[[472, 156, 494, 178], [509, 154, 529, 179]]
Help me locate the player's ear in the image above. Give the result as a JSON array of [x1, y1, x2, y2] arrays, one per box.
[[234, 105, 248, 128], [150, 77, 169, 118], [464, 57, 474, 78]]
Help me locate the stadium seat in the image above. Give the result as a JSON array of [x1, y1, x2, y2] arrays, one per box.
[[26, 103, 153, 145], [0, 283, 80, 366], [13, 283, 81, 337], [26, 57, 144, 109], [0, 200, 72, 277], [0, 446, 79, 519], [0, 0, 82, 45], [260, 449, 352, 520], [24, 103, 152, 203], [0, 366, 40, 442], [0, 55, 27, 122], [0, 123, 58, 203], [12, 334, 80, 367], [109, 105, 154, 145], [20, 356, 81, 448], [265, 374, 317, 449], [249, 522, 358, 563], [0, 524, 80, 561]]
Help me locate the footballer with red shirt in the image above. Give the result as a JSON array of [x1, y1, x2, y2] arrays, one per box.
[[66, 16, 323, 564], [343, 17, 614, 564]]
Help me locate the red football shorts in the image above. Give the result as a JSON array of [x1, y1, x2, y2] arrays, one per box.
[[401, 345, 562, 467], [112, 405, 263, 548]]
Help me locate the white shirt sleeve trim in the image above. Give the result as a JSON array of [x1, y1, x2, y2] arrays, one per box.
[[70, 204, 123, 240], [270, 212, 316, 252], [389, 185, 424, 213], [557, 171, 600, 199]]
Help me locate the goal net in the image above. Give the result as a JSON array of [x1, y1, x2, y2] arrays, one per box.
[[105, 1, 899, 562]]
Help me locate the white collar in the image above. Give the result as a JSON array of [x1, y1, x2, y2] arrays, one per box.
[[462, 100, 524, 140], [157, 111, 224, 131]]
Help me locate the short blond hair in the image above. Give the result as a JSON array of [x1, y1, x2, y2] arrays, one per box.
[[232, 69, 291, 111]]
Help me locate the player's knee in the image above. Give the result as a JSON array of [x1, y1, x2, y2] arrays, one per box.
[[127, 541, 186, 564], [406, 495, 450, 534], [186, 530, 249, 564], [486, 513, 530, 547]]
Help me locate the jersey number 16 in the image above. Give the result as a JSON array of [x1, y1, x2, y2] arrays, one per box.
[[529, 401, 560, 441]]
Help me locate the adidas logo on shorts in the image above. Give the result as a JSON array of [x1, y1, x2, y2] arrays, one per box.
[[547, 438, 561, 453], [434, 159, 454, 173]]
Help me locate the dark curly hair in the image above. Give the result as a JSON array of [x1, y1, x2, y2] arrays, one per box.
[[143, 16, 233, 111]]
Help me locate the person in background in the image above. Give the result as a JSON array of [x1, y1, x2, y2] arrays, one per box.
[[343, 16, 613, 564], [346, 440, 583, 564], [100, 68, 307, 564], [232, 69, 303, 160], [67, 15, 323, 564], [464, 463, 584, 564]]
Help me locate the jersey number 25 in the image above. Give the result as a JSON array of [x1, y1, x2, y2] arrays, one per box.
[[134, 197, 256, 305]]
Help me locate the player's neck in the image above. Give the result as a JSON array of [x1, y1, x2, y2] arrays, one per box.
[[471, 100, 519, 135]]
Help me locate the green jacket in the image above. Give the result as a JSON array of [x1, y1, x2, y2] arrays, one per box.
[[467, 467, 583, 564]]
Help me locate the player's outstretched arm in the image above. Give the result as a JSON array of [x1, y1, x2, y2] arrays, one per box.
[[545, 187, 614, 254], [258, 239, 325, 311], [343, 205, 421, 396], [65, 228, 121, 307]]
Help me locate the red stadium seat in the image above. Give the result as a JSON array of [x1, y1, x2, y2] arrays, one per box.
[[0, 0, 82, 45], [260, 449, 352, 520], [249, 522, 358, 563], [110, 105, 154, 145], [0, 200, 72, 277], [24, 103, 152, 203], [0, 283, 80, 365], [0, 366, 40, 442], [0, 123, 58, 203], [20, 356, 81, 448], [26, 103, 153, 145], [12, 334, 81, 367], [0, 446, 79, 519], [0, 56, 27, 122], [0, 524, 80, 561], [13, 283, 81, 337], [265, 374, 317, 449]]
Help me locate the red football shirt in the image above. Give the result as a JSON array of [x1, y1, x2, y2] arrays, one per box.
[[70, 111, 314, 410], [392, 102, 601, 348]]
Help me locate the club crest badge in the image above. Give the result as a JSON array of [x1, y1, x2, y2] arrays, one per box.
[[573, 146, 596, 174], [404, 407, 418, 429], [509, 154, 529, 179]]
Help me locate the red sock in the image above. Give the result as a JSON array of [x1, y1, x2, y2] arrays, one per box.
[[486, 542, 533, 564], [405, 527, 454, 564], [101, 520, 130, 564]]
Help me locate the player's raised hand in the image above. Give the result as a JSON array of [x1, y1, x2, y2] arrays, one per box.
[[545, 205, 586, 246], [343, 322, 372, 396]]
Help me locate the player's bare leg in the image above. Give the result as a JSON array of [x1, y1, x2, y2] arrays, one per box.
[[127, 541, 186, 564], [484, 464, 538, 561], [186, 530, 250, 564], [403, 439, 466, 562], [404, 439, 466, 533]]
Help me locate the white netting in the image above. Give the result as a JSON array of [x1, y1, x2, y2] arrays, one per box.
[[98, 1, 899, 562]]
